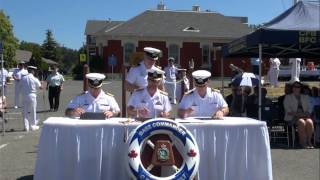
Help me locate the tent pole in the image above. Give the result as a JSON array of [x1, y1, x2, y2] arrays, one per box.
[[258, 44, 262, 121], [221, 57, 224, 96]]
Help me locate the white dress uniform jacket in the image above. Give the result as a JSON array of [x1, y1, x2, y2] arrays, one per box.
[[126, 62, 155, 89], [179, 87, 228, 117], [67, 90, 120, 113], [21, 73, 42, 130], [268, 58, 281, 87], [128, 88, 171, 118], [13, 68, 28, 107], [0, 68, 8, 96]]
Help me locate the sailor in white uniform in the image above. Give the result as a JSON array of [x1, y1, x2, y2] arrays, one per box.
[[164, 57, 178, 104], [65, 73, 120, 118], [13, 61, 28, 108], [126, 47, 161, 92], [289, 58, 301, 82], [21, 66, 43, 131], [268, 58, 281, 87], [0, 60, 8, 97], [127, 68, 171, 119], [176, 69, 190, 102], [178, 70, 229, 119]]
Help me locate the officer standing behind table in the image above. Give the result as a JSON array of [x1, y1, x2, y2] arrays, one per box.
[[12, 61, 28, 108], [268, 58, 281, 87], [127, 68, 171, 119], [164, 57, 178, 104], [126, 47, 161, 92], [21, 66, 43, 131], [0, 60, 9, 97], [178, 70, 229, 119], [65, 73, 120, 118], [46, 65, 64, 112]]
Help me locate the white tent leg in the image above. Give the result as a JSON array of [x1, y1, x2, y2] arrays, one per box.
[[259, 44, 262, 121]]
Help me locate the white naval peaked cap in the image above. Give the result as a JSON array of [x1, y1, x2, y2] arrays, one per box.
[[144, 47, 161, 60], [192, 70, 211, 85], [27, 66, 37, 70], [86, 73, 106, 88], [147, 67, 165, 80]]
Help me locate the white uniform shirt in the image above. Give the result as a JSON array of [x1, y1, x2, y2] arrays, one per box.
[[0, 68, 8, 86], [164, 65, 177, 80], [67, 90, 120, 113], [13, 68, 28, 81], [46, 72, 64, 86], [128, 88, 171, 118], [21, 73, 41, 95], [126, 62, 155, 89], [270, 58, 281, 70], [179, 87, 228, 117]]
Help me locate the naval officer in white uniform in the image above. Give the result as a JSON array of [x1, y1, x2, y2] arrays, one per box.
[[13, 61, 28, 108], [178, 70, 229, 119], [164, 57, 178, 104], [268, 58, 281, 87], [21, 66, 43, 131], [127, 67, 171, 119], [126, 47, 161, 92], [65, 73, 120, 118]]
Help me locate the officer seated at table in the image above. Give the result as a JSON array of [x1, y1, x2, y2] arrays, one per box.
[[65, 73, 120, 118], [127, 67, 171, 119], [178, 70, 229, 119]]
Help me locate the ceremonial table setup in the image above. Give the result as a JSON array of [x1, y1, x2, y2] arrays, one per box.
[[34, 117, 273, 180]]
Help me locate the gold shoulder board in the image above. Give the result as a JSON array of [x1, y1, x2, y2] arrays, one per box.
[[184, 88, 195, 95], [159, 90, 168, 96], [106, 92, 114, 97]]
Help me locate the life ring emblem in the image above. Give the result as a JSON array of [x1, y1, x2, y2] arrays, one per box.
[[127, 118, 200, 180]]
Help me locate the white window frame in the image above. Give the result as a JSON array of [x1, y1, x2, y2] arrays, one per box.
[[123, 42, 135, 65], [168, 44, 180, 65], [202, 45, 211, 68]]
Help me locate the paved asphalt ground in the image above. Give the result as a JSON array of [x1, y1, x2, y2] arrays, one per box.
[[0, 79, 319, 180]]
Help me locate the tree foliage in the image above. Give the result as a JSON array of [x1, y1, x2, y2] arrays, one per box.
[[0, 10, 19, 67], [41, 29, 58, 61]]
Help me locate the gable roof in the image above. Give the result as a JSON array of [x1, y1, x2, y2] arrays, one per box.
[[85, 20, 124, 35], [98, 10, 252, 39], [15, 49, 32, 62]]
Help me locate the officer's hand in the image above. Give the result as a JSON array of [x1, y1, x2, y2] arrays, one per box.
[[160, 111, 169, 118], [213, 110, 224, 119], [103, 111, 113, 118], [138, 107, 149, 118], [73, 107, 85, 116]]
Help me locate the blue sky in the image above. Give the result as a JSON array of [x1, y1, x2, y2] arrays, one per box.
[[1, 0, 296, 50]]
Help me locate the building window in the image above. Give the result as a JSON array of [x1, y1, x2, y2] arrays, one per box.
[[124, 43, 135, 65], [202, 45, 210, 67], [99, 43, 103, 57], [168, 44, 180, 65]]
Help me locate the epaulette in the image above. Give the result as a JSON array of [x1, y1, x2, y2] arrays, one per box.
[[159, 90, 168, 96], [211, 88, 221, 93], [106, 92, 114, 97], [156, 65, 162, 70], [184, 88, 195, 95]]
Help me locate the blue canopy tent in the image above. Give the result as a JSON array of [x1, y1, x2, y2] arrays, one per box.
[[222, 1, 320, 120]]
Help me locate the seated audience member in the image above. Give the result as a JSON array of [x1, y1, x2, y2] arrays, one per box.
[[226, 85, 246, 117], [284, 81, 314, 148], [246, 87, 272, 120], [65, 73, 120, 118], [127, 68, 171, 119], [278, 83, 292, 121], [178, 70, 229, 119]]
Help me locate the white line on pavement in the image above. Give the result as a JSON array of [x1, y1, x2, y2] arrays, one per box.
[[0, 143, 8, 149]]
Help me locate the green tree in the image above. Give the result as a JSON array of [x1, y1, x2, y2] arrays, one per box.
[[0, 10, 19, 67], [41, 29, 58, 62], [20, 41, 42, 66]]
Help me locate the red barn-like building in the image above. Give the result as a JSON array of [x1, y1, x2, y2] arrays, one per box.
[[85, 5, 261, 76]]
